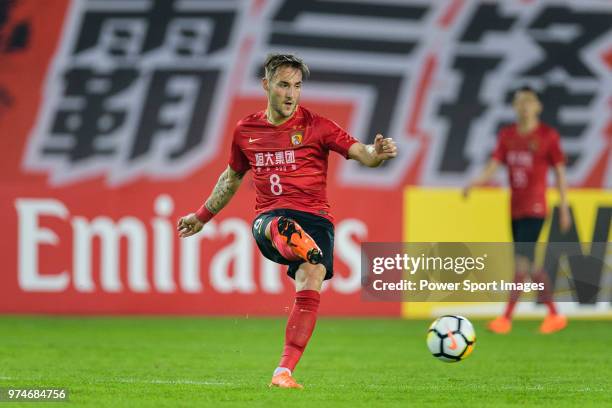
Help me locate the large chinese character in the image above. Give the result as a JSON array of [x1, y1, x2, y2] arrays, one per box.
[[23, 0, 242, 185], [248, 0, 430, 186], [44, 68, 138, 162], [265, 0, 427, 142]]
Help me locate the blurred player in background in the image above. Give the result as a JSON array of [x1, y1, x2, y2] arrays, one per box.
[[464, 86, 571, 335], [177, 54, 397, 388]]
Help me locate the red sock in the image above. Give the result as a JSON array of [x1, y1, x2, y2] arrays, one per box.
[[279, 290, 320, 372], [504, 271, 527, 319], [269, 217, 301, 261], [532, 270, 558, 315]]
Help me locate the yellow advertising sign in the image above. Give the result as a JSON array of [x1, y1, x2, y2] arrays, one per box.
[[402, 188, 612, 318]]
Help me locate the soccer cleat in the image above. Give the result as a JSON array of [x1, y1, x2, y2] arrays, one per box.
[[539, 314, 567, 334], [487, 316, 512, 334], [269, 372, 303, 389], [276, 217, 322, 264]]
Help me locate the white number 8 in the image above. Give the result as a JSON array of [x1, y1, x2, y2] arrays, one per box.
[[270, 173, 283, 195]]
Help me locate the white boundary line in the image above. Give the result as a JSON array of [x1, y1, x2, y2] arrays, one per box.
[[1, 376, 606, 393], [0, 376, 232, 386]]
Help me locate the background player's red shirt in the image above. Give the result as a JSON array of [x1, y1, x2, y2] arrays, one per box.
[[492, 123, 565, 219], [228, 106, 358, 222]]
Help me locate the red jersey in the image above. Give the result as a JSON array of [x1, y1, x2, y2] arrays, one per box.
[[492, 123, 565, 219], [228, 106, 358, 222]]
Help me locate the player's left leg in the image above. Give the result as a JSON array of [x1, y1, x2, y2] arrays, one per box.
[[252, 210, 333, 388], [266, 216, 323, 265], [270, 262, 325, 389]]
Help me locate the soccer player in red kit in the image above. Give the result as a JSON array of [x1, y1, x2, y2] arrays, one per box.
[[464, 86, 571, 334], [176, 54, 398, 388]]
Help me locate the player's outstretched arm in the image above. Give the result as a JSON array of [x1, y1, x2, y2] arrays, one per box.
[[553, 164, 571, 232], [177, 165, 246, 238], [348, 134, 398, 167], [463, 159, 500, 198]]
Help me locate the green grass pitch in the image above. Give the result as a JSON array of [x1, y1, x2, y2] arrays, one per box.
[[0, 316, 610, 407]]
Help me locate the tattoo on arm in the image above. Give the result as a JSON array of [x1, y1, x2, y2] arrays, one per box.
[[204, 167, 245, 214]]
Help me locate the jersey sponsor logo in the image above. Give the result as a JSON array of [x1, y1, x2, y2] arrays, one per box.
[[507, 151, 533, 168], [254, 151, 296, 169], [249, 137, 262, 144]]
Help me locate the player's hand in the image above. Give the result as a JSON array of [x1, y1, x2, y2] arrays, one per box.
[[177, 213, 204, 238], [374, 134, 398, 160], [559, 204, 572, 233]]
